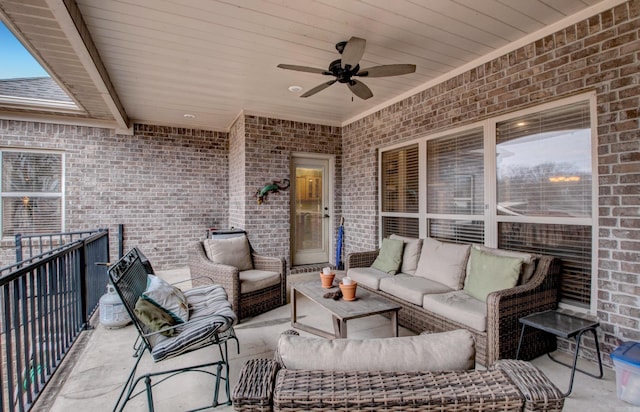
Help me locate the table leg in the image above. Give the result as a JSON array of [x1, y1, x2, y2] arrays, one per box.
[[548, 327, 604, 396], [515, 323, 526, 359], [391, 310, 398, 337], [290, 287, 297, 328]]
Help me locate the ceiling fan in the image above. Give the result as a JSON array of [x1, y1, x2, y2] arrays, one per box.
[[277, 36, 416, 100]]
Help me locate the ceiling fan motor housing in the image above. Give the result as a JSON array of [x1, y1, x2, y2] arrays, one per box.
[[329, 59, 359, 83]]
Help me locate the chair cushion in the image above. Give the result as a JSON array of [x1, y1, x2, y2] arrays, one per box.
[[203, 236, 253, 271], [347, 267, 393, 290], [470, 245, 538, 285], [379, 274, 453, 305], [463, 247, 522, 302], [133, 275, 189, 337], [277, 329, 475, 372], [149, 284, 237, 362], [423, 290, 487, 332], [390, 235, 423, 275], [415, 238, 470, 290], [371, 238, 404, 275], [240, 269, 281, 294]]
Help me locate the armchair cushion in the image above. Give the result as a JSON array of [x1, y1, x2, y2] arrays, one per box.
[[240, 269, 281, 294], [203, 236, 253, 271], [276, 329, 475, 372]]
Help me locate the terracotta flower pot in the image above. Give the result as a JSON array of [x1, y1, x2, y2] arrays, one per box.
[[339, 281, 357, 301], [320, 272, 335, 288]]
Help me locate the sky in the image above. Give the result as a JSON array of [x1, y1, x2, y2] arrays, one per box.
[[0, 21, 49, 79]]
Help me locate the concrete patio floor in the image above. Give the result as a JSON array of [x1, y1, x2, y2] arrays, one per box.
[[35, 269, 636, 412]]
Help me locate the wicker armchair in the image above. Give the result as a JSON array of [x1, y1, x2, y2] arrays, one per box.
[[188, 238, 286, 321]]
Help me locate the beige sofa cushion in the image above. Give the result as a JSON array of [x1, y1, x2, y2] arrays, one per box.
[[390, 235, 423, 275], [415, 238, 470, 290], [379, 274, 453, 305], [423, 290, 487, 332], [239, 269, 281, 294], [203, 236, 253, 271], [470, 245, 538, 285], [348, 266, 393, 290], [277, 329, 475, 372]]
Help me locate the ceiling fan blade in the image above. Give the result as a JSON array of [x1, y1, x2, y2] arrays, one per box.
[[356, 64, 416, 77], [348, 79, 373, 100], [301, 80, 337, 97], [341, 37, 366, 69], [277, 64, 331, 75]]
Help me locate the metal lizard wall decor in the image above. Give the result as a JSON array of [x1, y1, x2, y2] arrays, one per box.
[[255, 178, 290, 204]]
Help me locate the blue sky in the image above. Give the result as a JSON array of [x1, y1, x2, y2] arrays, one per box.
[[0, 21, 49, 79]]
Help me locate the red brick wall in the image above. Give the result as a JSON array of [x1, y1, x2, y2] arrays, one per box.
[[0, 121, 228, 268], [342, 1, 640, 361]]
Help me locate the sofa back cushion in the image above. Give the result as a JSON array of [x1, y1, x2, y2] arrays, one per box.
[[469, 245, 538, 285], [463, 247, 522, 302], [203, 236, 253, 271], [414, 238, 470, 290], [371, 237, 405, 275], [390, 234, 423, 275], [277, 329, 475, 372]]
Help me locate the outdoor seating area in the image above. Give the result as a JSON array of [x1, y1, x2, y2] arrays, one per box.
[[35, 269, 626, 412]]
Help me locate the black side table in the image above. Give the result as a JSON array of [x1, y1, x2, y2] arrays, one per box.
[[516, 310, 603, 396]]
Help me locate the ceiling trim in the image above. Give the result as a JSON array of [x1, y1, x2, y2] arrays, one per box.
[[237, 110, 342, 129], [342, 0, 629, 127], [44, 0, 129, 130]]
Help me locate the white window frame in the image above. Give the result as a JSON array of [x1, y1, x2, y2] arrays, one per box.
[[0, 148, 66, 238], [378, 92, 598, 313]]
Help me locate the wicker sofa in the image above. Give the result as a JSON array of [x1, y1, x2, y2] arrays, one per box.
[[232, 330, 565, 412], [346, 237, 561, 366]]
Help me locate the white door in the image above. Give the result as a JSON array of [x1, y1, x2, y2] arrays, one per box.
[[291, 155, 332, 265]]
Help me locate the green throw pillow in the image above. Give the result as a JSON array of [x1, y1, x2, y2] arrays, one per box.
[[463, 247, 523, 302], [371, 238, 405, 275]]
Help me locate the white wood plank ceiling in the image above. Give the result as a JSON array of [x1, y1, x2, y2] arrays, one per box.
[[0, 0, 620, 132]]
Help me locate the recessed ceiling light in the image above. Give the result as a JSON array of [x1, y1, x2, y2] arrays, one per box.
[[183, 113, 196, 119], [516, 122, 526, 126], [288, 85, 303, 93]]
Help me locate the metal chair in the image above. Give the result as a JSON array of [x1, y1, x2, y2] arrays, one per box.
[[108, 247, 239, 411]]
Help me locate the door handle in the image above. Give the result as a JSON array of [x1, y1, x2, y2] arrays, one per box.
[[323, 214, 330, 218]]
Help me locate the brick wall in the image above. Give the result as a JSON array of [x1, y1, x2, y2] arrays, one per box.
[[0, 121, 228, 269], [228, 115, 246, 230], [241, 115, 342, 264], [342, 0, 639, 362]]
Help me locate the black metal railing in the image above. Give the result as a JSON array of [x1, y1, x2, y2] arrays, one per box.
[[0, 229, 109, 412]]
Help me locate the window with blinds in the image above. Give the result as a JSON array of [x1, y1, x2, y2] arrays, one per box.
[[1, 151, 63, 236], [496, 101, 592, 218], [378, 96, 594, 309], [496, 101, 593, 307], [426, 127, 484, 244], [381, 144, 419, 213], [499, 222, 592, 308], [380, 145, 419, 239]]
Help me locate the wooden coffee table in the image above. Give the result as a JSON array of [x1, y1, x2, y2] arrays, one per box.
[[291, 280, 401, 339]]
